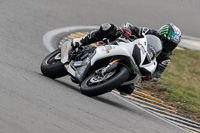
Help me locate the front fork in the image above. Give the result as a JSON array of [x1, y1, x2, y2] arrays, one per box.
[[95, 57, 124, 76], [59, 38, 77, 77], [103, 57, 139, 85], [60, 39, 73, 64]]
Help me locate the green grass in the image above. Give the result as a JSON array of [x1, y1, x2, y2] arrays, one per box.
[[156, 49, 200, 114]]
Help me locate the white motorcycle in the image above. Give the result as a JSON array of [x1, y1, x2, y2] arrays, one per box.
[[41, 32, 162, 96]]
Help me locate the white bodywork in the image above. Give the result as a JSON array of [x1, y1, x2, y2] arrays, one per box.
[[61, 34, 157, 82]]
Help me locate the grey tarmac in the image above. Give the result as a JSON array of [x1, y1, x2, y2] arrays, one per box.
[[1, 0, 199, 132]]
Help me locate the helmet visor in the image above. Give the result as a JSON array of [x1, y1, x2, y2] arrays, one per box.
[[163, 41, 178, 52]]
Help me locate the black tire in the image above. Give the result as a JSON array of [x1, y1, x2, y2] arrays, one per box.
[[80, 65, 130, 96], [41, 49, 67, 79]]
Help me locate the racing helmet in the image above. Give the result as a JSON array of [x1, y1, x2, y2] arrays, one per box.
[[158, 23, 181, 52]]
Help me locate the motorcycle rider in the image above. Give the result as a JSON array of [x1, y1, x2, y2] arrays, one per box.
[[70, 23, 182, 94]]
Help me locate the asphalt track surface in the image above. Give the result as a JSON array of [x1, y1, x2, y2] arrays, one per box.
[[0, 0, 200, 132]]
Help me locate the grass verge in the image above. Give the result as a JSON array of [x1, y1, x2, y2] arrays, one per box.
[[140, 48, 200, 121]]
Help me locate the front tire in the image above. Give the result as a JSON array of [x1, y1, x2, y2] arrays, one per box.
[[41, 49, 67, 79], [80, 65, 130, 96]]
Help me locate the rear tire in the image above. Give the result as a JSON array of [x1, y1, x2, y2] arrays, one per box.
[[80, 65, 130, 96], [41, 49, 67, 79]]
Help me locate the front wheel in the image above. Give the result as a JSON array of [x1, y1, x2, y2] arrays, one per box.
[[80, 65, 130, 96], [41, 49, 67, 79]]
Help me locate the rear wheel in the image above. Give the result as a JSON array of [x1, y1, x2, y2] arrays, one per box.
[[41, 49, 67, 79], [80, 65, 130, 96]]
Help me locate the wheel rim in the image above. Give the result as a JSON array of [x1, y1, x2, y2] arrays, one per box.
[[86, 70, 116, 86], [46, 53, 61, 65]]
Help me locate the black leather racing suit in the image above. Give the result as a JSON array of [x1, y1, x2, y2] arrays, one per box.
[[128, 24, 172, 82]]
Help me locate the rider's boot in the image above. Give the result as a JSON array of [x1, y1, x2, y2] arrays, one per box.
[[71, 30, 97, 48], [116, 83, 135, 95], [116, 74, 139, 95]]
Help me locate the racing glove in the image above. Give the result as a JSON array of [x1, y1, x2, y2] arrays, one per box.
[[120, 22, 133, 38], [142, 71, 161, 82], [150, 58, 170, 82], [120, 27, 132, 38], [150, 71, 161, 82]]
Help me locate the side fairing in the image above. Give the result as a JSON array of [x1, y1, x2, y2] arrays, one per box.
[[90, 43, 134, 66], [132, 38, 157, 76]]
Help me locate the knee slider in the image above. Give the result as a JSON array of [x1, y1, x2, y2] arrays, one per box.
[[101, 23, 112, 31], [95, 23, 118, 41], [100, 23, 116, 32]]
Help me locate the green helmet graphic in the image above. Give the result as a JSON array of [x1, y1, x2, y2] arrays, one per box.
[[158, 24, 181, 52]]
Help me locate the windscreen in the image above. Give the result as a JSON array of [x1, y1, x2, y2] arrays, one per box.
[[146, 35, 162, 60]]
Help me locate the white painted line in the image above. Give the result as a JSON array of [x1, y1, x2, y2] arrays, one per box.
[[43, 26, 99, 52], [111, 92, 190, 133], [146, 108, 200, 126], [115, 91, 200, 128], [147, 109, 200, 129], [182, 35, 200, 41], [165, 119, 200, 133]]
